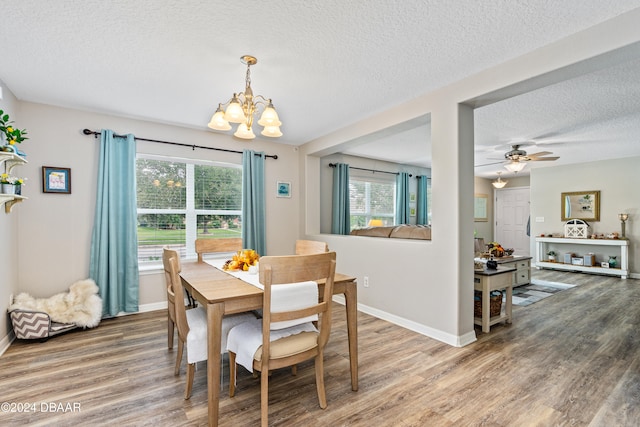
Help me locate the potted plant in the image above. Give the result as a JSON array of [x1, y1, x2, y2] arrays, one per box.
[[547, 250, 556, 261], [0, 109, 28, 152], [1, 173, 24, 195]]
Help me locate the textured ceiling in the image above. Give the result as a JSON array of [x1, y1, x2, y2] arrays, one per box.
[[2, 1, 640, 178]]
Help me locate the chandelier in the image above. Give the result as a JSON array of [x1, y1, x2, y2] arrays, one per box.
[[207, 55, 282, 140], [492, 171, 508, 189]]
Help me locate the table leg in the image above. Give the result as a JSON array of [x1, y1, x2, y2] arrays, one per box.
[[207, 302, 224, 427], [343, 282, 359, 391], [482, 281, 490, 333], [505, 284, 513, 324]]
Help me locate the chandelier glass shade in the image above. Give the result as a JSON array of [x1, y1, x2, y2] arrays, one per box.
[[207, 55, 282, 140], [492, 172, 507, 189], [504, 160, 526, 173]]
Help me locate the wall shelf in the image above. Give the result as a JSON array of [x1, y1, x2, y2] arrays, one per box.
[[535, 237, 629, 279], [0, 151, 27, 173], [0, 194, 27, 213], [1, 151, 28, 213]]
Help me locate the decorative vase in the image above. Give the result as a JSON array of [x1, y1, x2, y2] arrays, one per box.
[[608, 256, 617, 268], [1, 183, 16, 194], [15, 184, 21, 195]]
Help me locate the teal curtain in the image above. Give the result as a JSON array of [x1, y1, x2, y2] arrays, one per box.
[[416, 175, 429, 225], [89, 129, 139, 317], [242, 150, 266, 256], [331, 163, 350, 235], [395, 172, 410, 224]]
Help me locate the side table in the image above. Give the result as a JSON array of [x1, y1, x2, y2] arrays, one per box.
[[474, 266, 515, 333]]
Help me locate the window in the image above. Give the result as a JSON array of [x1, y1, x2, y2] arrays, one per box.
[[349, 176, 395, 230], [136, 155, 242, 264]]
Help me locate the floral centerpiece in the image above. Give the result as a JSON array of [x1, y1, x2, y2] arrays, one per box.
[[223, 249, 260, 271], [0, 109, 28, 150], [486, 242, 514, 257]]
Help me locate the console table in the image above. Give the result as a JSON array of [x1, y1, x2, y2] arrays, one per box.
[[474, 267, 515, 333], [535, 237, 629, 279]]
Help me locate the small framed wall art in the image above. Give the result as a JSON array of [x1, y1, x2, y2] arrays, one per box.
[[276, 181, 291, 198], [42, 166, 71, 194], [474, 193, 488, 222]]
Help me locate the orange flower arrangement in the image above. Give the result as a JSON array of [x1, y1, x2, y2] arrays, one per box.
[[223, 249, 259, 271]]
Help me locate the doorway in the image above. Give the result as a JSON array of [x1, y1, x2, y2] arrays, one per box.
[[495, 187, 530, 256]]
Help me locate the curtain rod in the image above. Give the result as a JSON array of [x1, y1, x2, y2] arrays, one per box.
[[82, 129, 278, 159], [328, 163, 412, 177]]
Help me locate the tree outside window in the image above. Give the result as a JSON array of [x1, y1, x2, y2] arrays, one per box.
[[136, 155, 242, 264]]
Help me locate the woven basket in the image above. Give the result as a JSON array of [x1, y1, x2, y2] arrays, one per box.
[[474, 291, 503, 318]]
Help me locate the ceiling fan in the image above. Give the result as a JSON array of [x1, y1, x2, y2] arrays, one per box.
[[502, 144, 560, 163], [475, 144, 559, 171]]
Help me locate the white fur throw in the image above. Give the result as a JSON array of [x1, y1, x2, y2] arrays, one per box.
[[9, 279, 103, 328]]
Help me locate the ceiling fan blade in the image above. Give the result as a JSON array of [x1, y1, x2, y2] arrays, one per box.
[[526, 151, 553, 157], [474, 160, 505, 167], [529, 156, 560, 161]]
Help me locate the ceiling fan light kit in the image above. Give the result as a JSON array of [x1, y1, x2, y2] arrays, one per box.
[[504, 161, 526, 173], [477, 143, 561, 177], [207, 55, 283, 140]]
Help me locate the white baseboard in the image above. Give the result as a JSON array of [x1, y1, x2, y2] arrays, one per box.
[[332, 295, 476, 347], [0, 329, 16, 357]]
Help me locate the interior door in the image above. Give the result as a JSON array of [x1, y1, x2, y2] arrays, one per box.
[[495, 187, 530, 256]]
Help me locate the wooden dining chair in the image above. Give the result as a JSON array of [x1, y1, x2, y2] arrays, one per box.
[[163, 248, 255, 399], [195, 237, 243, 263], [162, 247, 181, 350], [227, 252, 336, 427], [294, 239, 329, 255]]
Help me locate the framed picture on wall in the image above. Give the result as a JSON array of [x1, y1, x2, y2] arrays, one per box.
[[561, 190, 600, 221], [474, 193, 488, 222], [42, 166, 71, 194], [276, 181, 291, 198]]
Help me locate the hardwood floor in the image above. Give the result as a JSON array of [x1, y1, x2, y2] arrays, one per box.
[[2, 270, 639, 426]]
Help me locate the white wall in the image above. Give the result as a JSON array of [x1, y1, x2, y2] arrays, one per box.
[[4, 9, 639, 352], [298, 11, 640, 347], [0, 80, 21, 346], [530, 157, 640, 273], [0, 102, 300, 348]]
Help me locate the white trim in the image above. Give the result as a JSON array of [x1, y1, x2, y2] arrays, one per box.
[[0, 330, 16, 357], [332, 295, 477, 347], [110, 301, 168, 317]]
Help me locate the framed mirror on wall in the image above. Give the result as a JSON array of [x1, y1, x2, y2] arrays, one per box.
[[561, 190, 600, 221]]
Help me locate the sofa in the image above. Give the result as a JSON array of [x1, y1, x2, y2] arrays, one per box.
[[350, 224, 431, 240]]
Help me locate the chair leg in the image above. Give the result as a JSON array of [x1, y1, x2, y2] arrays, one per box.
[[315, 352, 327, 409], [260, 368, 269, 427], [168, 316, 175, 349], [175, 339, 184, 376], [185, 363, 195, 399], [229, 351, 237, 397]]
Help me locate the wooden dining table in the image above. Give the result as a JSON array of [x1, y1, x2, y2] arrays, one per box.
[[179, 261, 359, 427]]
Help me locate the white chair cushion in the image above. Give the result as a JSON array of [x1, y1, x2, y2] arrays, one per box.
[[185, 307, 255, 364], [227, 318, 318, 372], [186, 307, 208, 364]]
